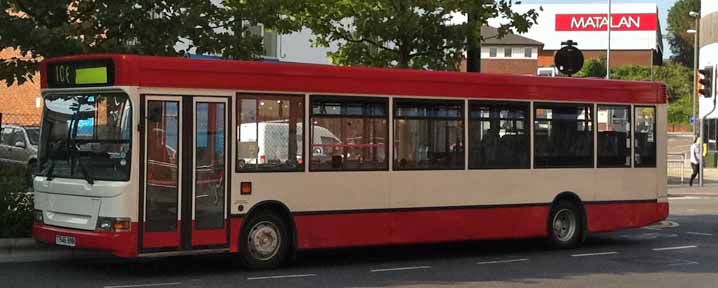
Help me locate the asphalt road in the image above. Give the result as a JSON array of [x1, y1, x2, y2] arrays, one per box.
[[2, 196, 718, 288]]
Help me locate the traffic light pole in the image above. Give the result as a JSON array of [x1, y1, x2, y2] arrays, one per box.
[[700, 65, 718, 187], [693, 17, 700, 136]]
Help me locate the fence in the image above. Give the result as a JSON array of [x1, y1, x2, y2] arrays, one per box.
[[0, 112, 41, 127], [667, 152, 686, 185]]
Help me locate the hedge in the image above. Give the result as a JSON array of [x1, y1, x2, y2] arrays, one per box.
[[0, 165, 34, 238]]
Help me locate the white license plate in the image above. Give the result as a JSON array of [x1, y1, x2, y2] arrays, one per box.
[[55, 235, 76, 247]]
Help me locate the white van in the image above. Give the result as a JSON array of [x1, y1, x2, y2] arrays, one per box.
[[237, 122, 340, 167]]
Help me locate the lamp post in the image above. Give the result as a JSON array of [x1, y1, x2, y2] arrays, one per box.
[[606, 0, 611, 79], [689, 11, 700, 137]]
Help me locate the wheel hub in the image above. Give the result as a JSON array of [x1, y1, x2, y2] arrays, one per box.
[[248, 221, 281, 261], [553, 209, 576, 242]]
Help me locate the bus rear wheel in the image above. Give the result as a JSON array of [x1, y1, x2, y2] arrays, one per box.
[[547, 200, 582, 249], [239, 211, 290, 269]]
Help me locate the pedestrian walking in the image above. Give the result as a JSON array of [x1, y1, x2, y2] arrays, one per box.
[[690, 137, 702, 186]]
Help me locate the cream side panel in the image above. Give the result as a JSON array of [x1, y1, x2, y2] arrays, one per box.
[[231, 172, 390, 213], [390, 170, 549, 207], [592, 169, 658, 201], [391, 169, 600, 208]]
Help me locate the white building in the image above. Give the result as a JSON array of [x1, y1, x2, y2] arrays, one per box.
[[485, 3, 663, 68]]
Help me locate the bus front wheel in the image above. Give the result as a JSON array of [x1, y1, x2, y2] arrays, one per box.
[[239, 211, 290, 269], [547, 200, 582, 249]]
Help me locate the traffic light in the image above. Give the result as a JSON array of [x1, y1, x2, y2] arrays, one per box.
[[699, 66, 715, 98]]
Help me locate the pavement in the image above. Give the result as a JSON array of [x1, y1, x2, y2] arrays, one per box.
[[667, 184, 718, 197]]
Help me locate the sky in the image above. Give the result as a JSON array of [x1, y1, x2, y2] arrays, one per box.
[[517, 0, 678, 56]]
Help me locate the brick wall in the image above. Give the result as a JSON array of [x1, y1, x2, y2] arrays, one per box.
[[538, 49, 660, 68], [538, 50, 555, 67], [480, 59, 538, 75], [0, 48, 42, 126]]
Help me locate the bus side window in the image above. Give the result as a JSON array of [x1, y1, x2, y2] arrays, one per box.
[[393, 99, 464, 170], [534, 103, 594, 168], [468, 101, 530, 169], [634, 106, 656, 167], [236, 94, 304, 172], [310, 96, 388, 171], [597, 105, 631, 168]]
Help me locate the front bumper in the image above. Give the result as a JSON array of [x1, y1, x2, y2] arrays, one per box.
[[33, 223, 138, 257]]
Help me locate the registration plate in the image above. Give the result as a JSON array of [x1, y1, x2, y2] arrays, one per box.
[[55, 235, 76, 247]]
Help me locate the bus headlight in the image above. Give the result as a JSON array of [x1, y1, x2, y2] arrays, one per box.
[[33, 210, 44, 224], [96, 217, 131, 232]]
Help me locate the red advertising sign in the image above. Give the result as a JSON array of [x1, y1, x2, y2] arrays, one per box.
[[556, 13, 658, 31]]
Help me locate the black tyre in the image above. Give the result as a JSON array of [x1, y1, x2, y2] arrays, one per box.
[[547, 200, 582, 249], [239, 211, 290, 269]]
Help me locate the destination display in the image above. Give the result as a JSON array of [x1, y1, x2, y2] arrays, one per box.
[[47, 59, 114, 88]]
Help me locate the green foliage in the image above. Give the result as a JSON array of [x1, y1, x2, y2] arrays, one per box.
[[667, 91, 692, 125], [577, 59, 694, 125], [0, 0, 288, 86], [0, 165, 33, 238], [285, 0, 539, 70], [575, 56, 606, 78], [666, 0, 701, 67]]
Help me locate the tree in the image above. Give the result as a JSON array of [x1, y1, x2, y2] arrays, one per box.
[[0, 0, 288, 86], [577, 62, 693, 125], [666, 0, 700, 67], [289, 0, 539, 70], [575, 56, 607, 78]]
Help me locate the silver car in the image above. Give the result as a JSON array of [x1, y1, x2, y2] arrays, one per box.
[[0, 125, 39, 181]]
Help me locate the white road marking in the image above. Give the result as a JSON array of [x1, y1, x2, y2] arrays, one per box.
[[104, 283, 182, 288], [476, 258, 530, 265], [686, 232, 713, 236], [571, 251, 618, 257], [247, 274, 317, 280], [370, 266, 431, 272], [668, 260, 699, 266], [652, 245, 697, 251]]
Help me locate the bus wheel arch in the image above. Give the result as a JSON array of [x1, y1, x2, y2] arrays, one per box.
[[240, 201, 296, 269], [548, 192, 587, 248]]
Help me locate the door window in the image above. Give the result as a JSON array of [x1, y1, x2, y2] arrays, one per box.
[[145, 101, 180, 232], [195, 102, 226, 230]]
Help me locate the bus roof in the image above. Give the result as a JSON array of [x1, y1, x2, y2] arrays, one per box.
[[41, 54, 666, 104]]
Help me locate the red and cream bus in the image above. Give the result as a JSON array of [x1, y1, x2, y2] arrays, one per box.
[[33, 54, 668, 269]]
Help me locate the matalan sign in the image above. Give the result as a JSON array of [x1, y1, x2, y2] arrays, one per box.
[[555, 13, 658, 31]]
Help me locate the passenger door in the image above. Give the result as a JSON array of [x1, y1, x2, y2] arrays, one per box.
[[140, 95, 229, 253]]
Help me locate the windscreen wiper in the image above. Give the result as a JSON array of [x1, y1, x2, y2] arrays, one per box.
[[67, 142, 95, 185], [76, 156, 95, 185], [46, 160, 56, 181]]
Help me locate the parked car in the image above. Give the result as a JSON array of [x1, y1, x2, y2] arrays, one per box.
[[0, 124, 39, 186]]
